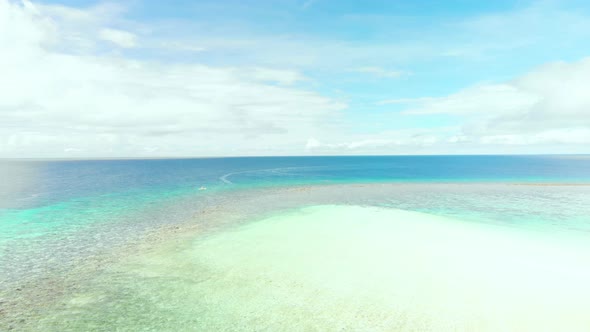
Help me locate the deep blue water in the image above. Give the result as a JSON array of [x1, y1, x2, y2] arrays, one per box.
[[2, 155, 590, 210]]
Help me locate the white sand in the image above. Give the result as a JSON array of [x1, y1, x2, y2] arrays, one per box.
[[76, 205, 590, 331]]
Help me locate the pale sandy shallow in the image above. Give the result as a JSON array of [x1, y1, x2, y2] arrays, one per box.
[[31, 204, 590, 331]]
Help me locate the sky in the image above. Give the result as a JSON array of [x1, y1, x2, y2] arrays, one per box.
[[1, 0, 590, 157]]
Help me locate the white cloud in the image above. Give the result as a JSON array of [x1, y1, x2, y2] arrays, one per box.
[[30, 1, 130, 53], [305, 137, 322, 149], [305, 129, 447, 154], [402, 84, 540, 117], [479, 129, 590, 146], [0, 0, 346, 158], [159, 41, 206, 53], [2, 0, 590, 157], [99, 28, 137, 48], [306, 57, 590, 154], [403, 58, 590, 137], [239, 67, 305, 85]]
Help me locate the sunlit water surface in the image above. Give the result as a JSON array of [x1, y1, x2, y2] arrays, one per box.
[[1, 156, 590, 331]]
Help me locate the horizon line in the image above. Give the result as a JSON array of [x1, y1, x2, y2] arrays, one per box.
[[1, 153, 589, 162]]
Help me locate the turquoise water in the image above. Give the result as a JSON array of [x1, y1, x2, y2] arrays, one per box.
[[12, 203, 590, 331], [1, 156, 590, 330], [1, 156, 584, 235], [2, 155, 589, 240]]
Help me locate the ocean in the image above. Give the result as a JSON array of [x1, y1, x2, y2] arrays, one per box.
[[1, 155, 590, 331]]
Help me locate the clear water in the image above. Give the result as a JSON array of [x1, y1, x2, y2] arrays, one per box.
[[3, 155, 590, 208], [1, 155, 590, 330]]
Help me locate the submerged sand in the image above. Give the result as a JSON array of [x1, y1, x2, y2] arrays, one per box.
[[30, 204, 590, 331]]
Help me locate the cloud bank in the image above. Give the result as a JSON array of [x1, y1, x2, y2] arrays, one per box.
[[0, 0, 345, 157], [310, 58, 590, 155], [401, 59, 590, 146], [1, 0, 590, 157]]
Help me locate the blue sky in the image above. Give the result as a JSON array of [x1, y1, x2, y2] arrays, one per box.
[[2, 0, 590, 156]]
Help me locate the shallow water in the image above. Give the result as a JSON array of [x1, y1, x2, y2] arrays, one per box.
[[23, 205, 590, 331], [1, 183, 589, 330], [2, 156, 590, 330]]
